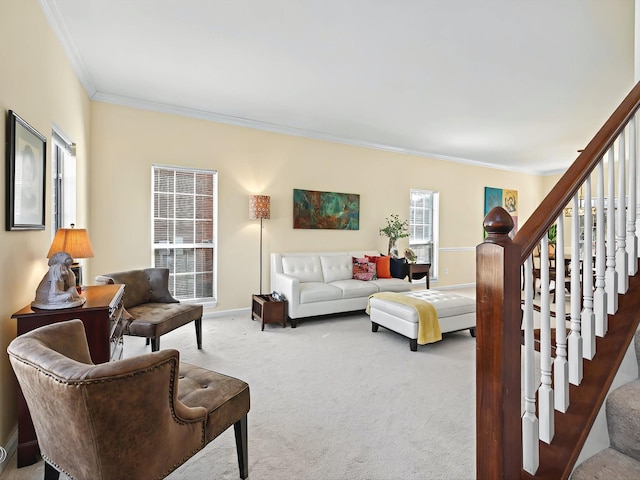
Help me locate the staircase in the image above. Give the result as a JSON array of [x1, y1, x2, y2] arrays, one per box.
[[571, 331, 640, 479], [476, 81, 640, 479]]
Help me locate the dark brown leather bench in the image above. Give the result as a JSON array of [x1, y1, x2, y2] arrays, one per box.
[[96, 268, 203, 351]]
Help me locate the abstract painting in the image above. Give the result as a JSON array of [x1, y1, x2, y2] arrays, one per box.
[[293, 189, 359, 230]]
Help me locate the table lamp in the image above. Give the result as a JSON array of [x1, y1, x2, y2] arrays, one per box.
[[47, 224, 94, 286], [249, 195, 270, 294]]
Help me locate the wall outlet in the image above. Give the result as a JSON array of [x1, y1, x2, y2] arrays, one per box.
[[444, 268, 449, 275]]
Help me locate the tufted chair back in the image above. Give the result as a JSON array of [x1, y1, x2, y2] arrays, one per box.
[[7, 319, 249, 480]]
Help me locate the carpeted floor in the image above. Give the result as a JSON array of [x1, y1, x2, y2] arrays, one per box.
[[1, 296, 477, 480]]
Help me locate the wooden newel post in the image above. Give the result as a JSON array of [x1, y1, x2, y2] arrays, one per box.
[[476, 206, 522, 479]]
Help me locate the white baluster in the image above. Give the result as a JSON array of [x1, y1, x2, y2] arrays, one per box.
[[569, 194, 583, 386], [616, 131, 629, 293], [594, 160, 608, 337], [538, 235, 554, 443], [522, 255, 539, 475], [581, 177, 595, 360], [554, 217, 569, 412], [628, 117, 638, 274], [605, 147, 618, 314]]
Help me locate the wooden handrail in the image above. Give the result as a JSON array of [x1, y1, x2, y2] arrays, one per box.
[[514, 81, 640, 262]]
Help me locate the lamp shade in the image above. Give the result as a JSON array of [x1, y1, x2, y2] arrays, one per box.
[[249, 195, 270, 220], [47, 226, 94, 260]]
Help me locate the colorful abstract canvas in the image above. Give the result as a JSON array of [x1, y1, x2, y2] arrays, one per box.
[[293, 189, 360, 230], [484, 187, 518, 238]]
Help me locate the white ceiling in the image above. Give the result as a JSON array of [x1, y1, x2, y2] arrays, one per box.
[[41, 0, 636, 174]]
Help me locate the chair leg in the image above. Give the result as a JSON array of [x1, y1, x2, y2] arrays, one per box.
[[195, 318, 202, 349], [44, 461, 60, 480], [234, 415, 248, 479], [150, 338, 160, 352]]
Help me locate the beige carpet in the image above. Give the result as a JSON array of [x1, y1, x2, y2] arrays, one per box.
[[1, 301, 477, 480]]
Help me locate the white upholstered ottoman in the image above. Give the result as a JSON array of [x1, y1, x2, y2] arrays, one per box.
[[368, 290, 476, 351]]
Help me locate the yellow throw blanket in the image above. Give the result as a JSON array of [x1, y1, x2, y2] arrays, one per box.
[[366, 292, 442, 345]]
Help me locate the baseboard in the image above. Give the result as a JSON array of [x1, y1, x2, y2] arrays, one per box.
[[0, 429, 18, 476], [203, 307, 250, 319]]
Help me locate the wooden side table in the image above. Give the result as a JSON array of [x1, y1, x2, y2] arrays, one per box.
[[11, 284, 125, 467], [251, 294, 287, 330], [408, 263, 431, 289]]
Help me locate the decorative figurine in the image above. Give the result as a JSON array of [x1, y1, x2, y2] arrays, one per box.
[[31, 252, 85, 309]]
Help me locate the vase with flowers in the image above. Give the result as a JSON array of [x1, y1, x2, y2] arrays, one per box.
[[379, 214, 409, 258]]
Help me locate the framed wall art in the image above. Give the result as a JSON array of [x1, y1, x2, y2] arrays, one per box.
[[6, 110, 46, 231], [484, 186, 518, 238], [293, 188, 359, 230]]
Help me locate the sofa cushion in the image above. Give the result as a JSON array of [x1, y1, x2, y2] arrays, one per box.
[[127, 302, 204, 337], [320, 255, 353, 283], [352, 257, 376, 281], [299, 282, 343, 303], [105, 270, 152, 308], [370, 278, 412, 292], [282, 256, 323, 282], [330, 279, 378, 299]]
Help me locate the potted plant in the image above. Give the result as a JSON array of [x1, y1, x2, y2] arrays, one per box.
[[379, 214, 409, 257], [547, 223, 557, 255]]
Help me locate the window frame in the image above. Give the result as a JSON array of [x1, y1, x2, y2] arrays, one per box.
[[151, 165, 218, 304], [51, 129, 76, 234], [409, 189, 439, 280]]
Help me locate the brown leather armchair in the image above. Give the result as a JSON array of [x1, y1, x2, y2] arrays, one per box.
[[7, 319, 250, 480], [95, 268, 203, 352]]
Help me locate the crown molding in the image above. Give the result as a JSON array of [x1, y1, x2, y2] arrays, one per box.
[[93, 91, 551, 176], [39, 0, 97, 96]]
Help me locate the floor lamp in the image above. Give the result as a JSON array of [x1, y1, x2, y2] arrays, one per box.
[[249, 195, 270, 294]]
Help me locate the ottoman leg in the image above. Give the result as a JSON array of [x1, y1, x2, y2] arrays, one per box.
[[371, 322, 379, 332], [409, 339, 418, 352]]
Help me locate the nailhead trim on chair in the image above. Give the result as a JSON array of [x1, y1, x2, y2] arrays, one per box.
[[11, 355, 209, 458]]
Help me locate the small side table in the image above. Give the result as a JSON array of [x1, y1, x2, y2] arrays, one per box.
[[251, 294, 287, 330], [408, 263, 431, 289]]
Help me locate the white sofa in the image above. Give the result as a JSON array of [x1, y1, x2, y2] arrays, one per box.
[[270, 251, 410, 326]]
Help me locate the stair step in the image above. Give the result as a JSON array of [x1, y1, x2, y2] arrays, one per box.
[[606, 379, 640, 463], [571, 448, 640, 479]]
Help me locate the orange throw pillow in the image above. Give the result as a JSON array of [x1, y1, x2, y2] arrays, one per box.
[[374, 255, 391, 278]]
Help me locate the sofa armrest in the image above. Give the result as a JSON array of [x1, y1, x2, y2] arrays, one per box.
[[272, 272, 299, 308]]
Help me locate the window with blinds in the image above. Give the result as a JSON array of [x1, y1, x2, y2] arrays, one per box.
[[152, 166, 217, 301], [51, 130, 76, 233], [409, 189, 439, 277]]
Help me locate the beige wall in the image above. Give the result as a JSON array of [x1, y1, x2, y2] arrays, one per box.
[[0, 0, 92, 459], [89, 102, 546, 308], [0, 0, 552, 464]]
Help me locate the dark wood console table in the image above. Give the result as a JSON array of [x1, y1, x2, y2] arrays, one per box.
[[408, 263, 431, 289], [10, 284, 125, 467]]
